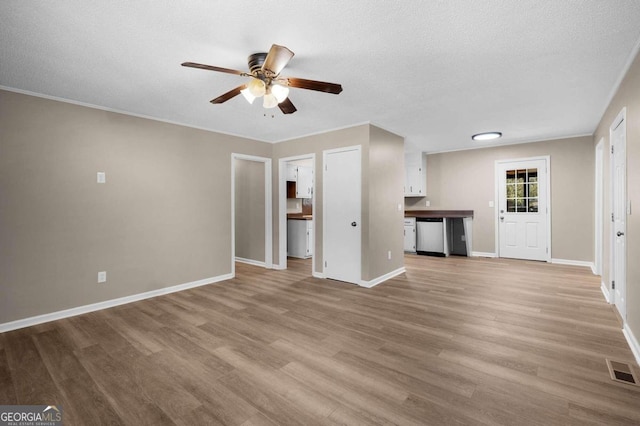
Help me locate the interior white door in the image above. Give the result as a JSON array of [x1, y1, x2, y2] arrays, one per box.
[[323, 146, 361, 284], [497, 158, 549, 261], [612, 115, 627, 319]]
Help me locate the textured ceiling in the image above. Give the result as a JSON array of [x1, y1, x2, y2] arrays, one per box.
[[2, 1, 640, 152]]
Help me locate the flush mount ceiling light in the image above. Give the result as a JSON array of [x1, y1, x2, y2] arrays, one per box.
[[472, 132, 502, 141]]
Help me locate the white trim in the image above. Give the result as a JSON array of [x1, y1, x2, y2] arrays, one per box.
[[471, 251, 497, 258], [495, 156, 551, 262], [235, 257, 266, 268], [0, 85, 272, 143], [272, 263, 286, 271], [359, 267, 406, 288], [599, 35, 640, 126], [312, 271, 326, 279], [426, 133, 592, 155], [0, 273, 233, 333], [278, 153, 316, 273], [232, 153, 273, 275], [275, 122, 370, 143], [551, 258, 595, 269], [601, 281, 611, 303], [623, 323, 640, 368], [594, 138, 604, 276]]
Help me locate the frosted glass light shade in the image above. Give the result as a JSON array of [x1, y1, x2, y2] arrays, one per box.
[[247, 78, 266, 97], [271, 84, 289, 103], [240, 87, 256, 104], [263, 93, 278, 109]]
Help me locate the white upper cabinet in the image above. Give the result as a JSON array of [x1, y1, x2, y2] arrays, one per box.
[[404, 152, 426, 197], [286, 164, 313, 199], [295, 166, 313, 199]]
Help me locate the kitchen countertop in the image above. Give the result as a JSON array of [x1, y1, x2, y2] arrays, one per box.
[[287, 214, 313, 220], [405, 210, 474, 218]]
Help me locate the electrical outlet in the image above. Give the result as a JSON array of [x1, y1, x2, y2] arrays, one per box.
[[98, 271, 107, 283], [425, 200, 431, 207], [489, 201, 494, 208], [387, 250, 392, 260], [97, 172, 106, 183]]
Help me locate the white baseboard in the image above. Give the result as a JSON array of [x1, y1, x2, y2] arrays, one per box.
[[600, 281, 611, 303], [0, 273, 234, 333], [312, 271, 325, 279], [590, 264, 597, 275], [551, 258, 595, 269], [272, 263, 286, 270], [235, 257, 266, 268], [359, 267, 406, 288], [623, 323, 640, 368], [471, 251, 497, 258]]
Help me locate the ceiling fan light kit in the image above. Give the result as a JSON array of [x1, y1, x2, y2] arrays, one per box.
[[182, 44, 342, 114]]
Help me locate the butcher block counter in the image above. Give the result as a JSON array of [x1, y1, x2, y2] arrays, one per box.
[[404, 209, 473, 218]]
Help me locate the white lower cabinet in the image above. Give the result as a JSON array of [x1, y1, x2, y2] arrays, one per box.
[[287, 219, 313, 258], [403, 217, 416, 252]]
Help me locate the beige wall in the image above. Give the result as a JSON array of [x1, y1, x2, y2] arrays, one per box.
[[365, 126, 405, 279], [272, 124, 405, 281], [272, 125, 369, 275], [0, 90, 270, 324], [406, 136, 594, 261], [593, 48, 640, 344], [234, 159, 265, 263]]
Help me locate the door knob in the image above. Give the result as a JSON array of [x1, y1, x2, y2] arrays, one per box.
[[351, 222, 357, 227], [617, 231, 625, 237], [500, 217, 504, 221]]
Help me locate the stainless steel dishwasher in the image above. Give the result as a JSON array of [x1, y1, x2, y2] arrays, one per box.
[[416, 217, 445, 256]]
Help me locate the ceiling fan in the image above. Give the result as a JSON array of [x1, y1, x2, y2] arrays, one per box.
[[182, 44, 343, 115]]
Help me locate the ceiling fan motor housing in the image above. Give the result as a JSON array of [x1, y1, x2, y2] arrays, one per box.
[[248, 52, 267, 76]]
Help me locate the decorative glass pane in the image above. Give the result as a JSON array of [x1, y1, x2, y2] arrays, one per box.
[[516, 184, 524, 197], [527, 169, 538, 182], [506, 170, 515, 184], [507, 199, 515, 212], [528, 183, 538, 198], [529, 199, 538, 212], [516, 199, 527, 212], [516, 169, 526, 183], [506, 184, 515, 198]]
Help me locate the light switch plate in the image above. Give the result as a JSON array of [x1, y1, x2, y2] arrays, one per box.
[[97, 172, 106, 183], [425, 200, 431, 207], [98, 271, 107, 283], [489, 201, 494, 208]]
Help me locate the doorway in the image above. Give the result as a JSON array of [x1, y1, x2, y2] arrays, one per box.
[[278, 154, 315, 274], [231, 154, 272, 276], [610, 108, 627, 320], [323, 145, 361, 284], [495, 156, 550, 261]]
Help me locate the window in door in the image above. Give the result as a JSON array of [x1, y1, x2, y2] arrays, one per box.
[[505, 168, 538, 213]]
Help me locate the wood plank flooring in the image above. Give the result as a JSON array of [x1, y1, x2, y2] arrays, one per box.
[[2, 255, 640, 425]]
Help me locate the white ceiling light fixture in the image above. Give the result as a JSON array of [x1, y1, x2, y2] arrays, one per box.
[[262, 87, 279, 109], [271, 84, 289, 103], [472, 132, 502, 141]]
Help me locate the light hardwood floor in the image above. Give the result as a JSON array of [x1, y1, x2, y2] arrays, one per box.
[[1, 255, 640, 425]]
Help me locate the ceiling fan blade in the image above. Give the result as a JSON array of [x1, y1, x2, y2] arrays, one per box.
[[182, 62, 246, 76], [210, 85, 246, 104], [262, 44, 294, 76], [278, 98, 297, 114], [284, 77, 343, 94]]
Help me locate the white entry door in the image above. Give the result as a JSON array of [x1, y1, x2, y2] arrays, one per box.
[[611, 111, 627, 319], [497, 158, 549, 261], [323, 146, 361, 284]]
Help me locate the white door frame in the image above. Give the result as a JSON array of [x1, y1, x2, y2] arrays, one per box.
[[231, 153, 273, 276], [609, 107, 627, 318], [277, 153, 316, 271], [594, 138, 604, 277], [494, 155, 551, 261]]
